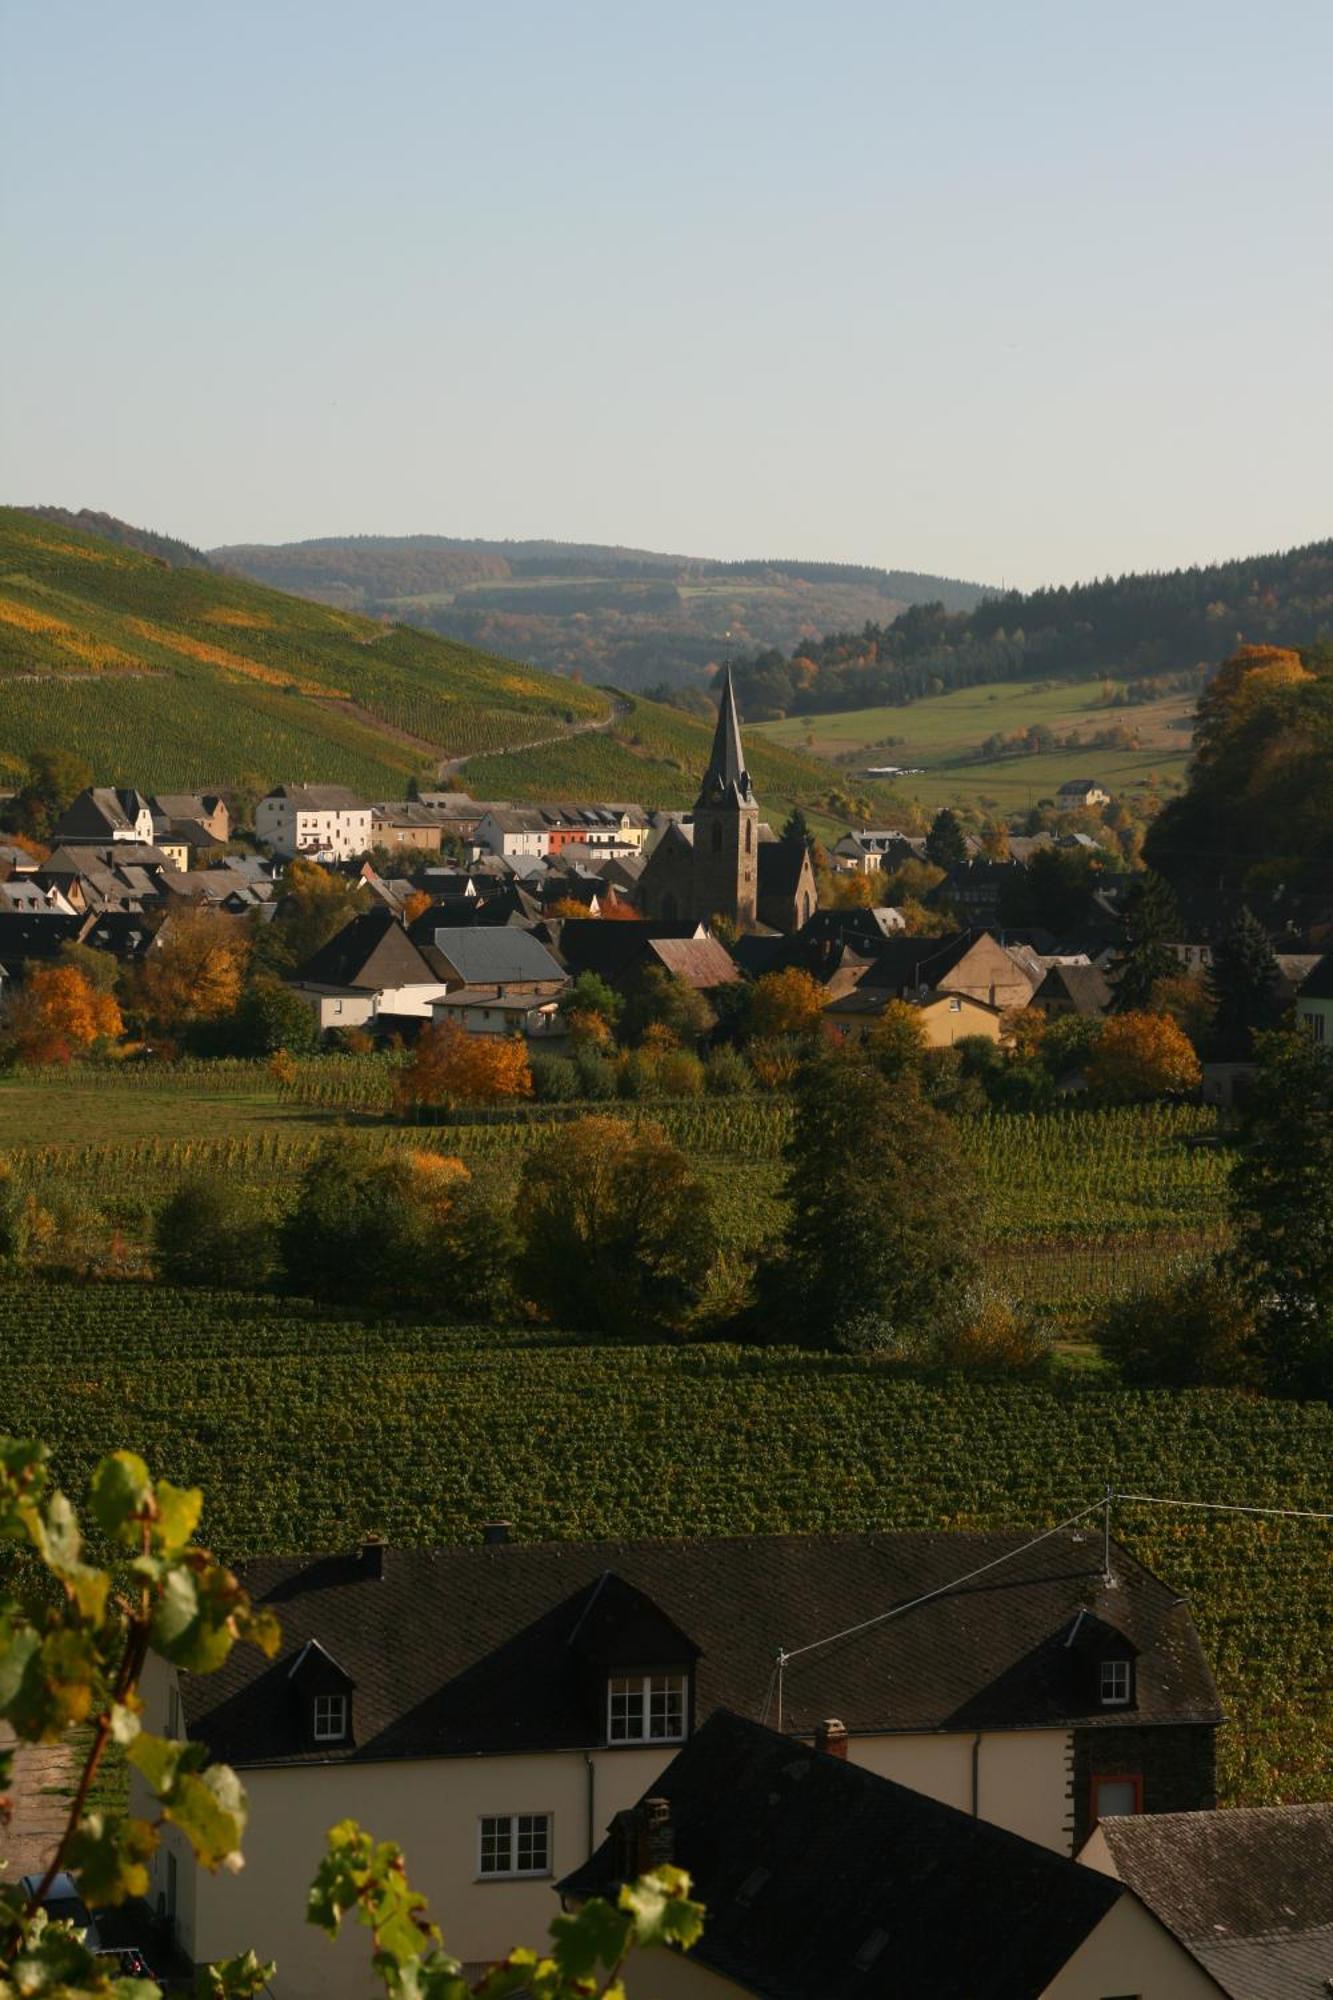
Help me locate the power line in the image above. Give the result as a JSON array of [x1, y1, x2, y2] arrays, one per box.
[[1115, 1493, 1333, 1522]]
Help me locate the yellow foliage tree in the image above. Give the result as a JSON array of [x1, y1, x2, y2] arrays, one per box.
[[3, 964, 123, 1065], [136, 910, 250, 1031], [862, 998, 928, 1073], [395, 1021, 533, 1109], [749, 1038, 804, 1090], [1088, 1010, 1202, 1103], [749, 967, 826, 1040]]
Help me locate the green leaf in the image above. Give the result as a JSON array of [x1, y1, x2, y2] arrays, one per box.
[[127, 1727, 184, 1795], [110, 1700, 143, 1747], [89, 1451, 152, 1547], [66, 1810, 158, 1905], [150, 1562, 240, 1673], [194, 1947, 277, 2000], [0, 1617, 41, 1717], [619, 1865, 704, 1950], [5, 1625, 99, 1741], [166, 1763, 248, 1871], [153, 1478, 203, 1551], [549, 1894, 630, 1981]]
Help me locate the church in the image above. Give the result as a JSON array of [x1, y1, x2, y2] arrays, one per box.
[[638, 667, 817, 933]]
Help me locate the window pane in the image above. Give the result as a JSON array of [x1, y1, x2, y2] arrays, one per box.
[[608, 1677, 641, 1742], [479, 1818, 512, 1874], [516, 1815, 549, 1872], [649, 1674, 685, 1739], [1095, 1779, 1139, 1818], [1100, 1660, 1131, 1703]]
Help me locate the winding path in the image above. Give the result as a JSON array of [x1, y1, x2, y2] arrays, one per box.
[[435, 695, 631, 781]]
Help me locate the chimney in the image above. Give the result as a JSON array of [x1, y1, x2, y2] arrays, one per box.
[[483, 1521, 511, 1547], [814, 1717, 848, 1759], [644, 1796, 674, 1868], [361, 1534, 385, 1580]]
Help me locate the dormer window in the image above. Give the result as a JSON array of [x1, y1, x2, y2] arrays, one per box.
[[313, 1692, 348, 1741], [1100, 1659, 1132, 1706], [607, 1672, 687, 1744]]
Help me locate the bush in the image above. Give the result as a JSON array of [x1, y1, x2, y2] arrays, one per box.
[[617, 1052, 663, 1100], [227, 977, 322, 1057], [0, 1162, 29, 1273], [703, 1047, 752, 1096], [931, 1287, 1054, 1373], [154, 1175, 272, 1290], [1097, 1263, 1257, 1387], [529, 1054, 582, 1103], [657, 1051, 704, 1098], [573, 1048, 618, 1100]]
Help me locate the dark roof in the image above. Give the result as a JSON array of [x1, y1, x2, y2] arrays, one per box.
[[293, 909, 438, 991], [756, 839, 810, 898], [856, 933, 972, 992], [1031, 962, 1113, 1014], [644, 936, 742, 988], [419, 927, 566, 987], [265, 785, 368, 810], [1299, 952, 1333, 1001], [0, 911, 86, 970], [1097, 1804, 1333, 2000], [695, 666, 755, 812], [51, 787, 148, 840], [561, 1712, 1123, 2000], [555, 919, 704, 983], [180, 1529, 1219, 1770]]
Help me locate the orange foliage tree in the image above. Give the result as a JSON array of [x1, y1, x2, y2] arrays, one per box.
[[395, 1021, 533, 1110], [3, 964, 123, 1065], [749, 967, 826, 1040], [1087, 1010, 1202, 1103], [402, 889, 432, 925], [135, 910, 250, 1032]]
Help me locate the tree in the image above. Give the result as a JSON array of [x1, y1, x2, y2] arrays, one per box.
[[395, 1022, 533, 1111], [1098, 1263, 1256, 1388], [619, 968, 716, 1048], [154, 1174, 273, 1289], [861, 998, 927, 1076], [134, 910, 250, 1036], [9, 749, 93, 838], [252, 860, 367, 975], [1109, 871, 1181, 1012], [1226, 1030, 1333, 1396], [226, 976, 322, 1056], [926, 808, 968, 869], [517, 1115, 717, 1338], [764, 1052, 979, 1350], [0, 1440, 702, 2000], [1207, 908, 1282, 1059], [557, 971, 623, 1033], [1087, 1011, 1202, 1102], [749, 967, 826, 1040], [1, 964, 123, 1066], [53, 940, 120, 995]]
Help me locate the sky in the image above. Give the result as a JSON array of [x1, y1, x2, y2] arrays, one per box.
[[2, 0, 1331, 590]]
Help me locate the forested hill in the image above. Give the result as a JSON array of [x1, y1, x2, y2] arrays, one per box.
[[210, 533, 988, 692], [22, 506, 214, 572], [724, 537, 1333, 718]]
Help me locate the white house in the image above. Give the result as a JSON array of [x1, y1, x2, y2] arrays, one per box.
[[255, 786, 372, 862], [137, 1526, 1219, 1991], [50, 787, 155, 846], [1295, 952, 1333, 1046], [287, 909, 449, 1028], [469, 808, 551, 861]]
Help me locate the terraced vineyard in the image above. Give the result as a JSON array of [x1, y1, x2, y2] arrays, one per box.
[[2, 1283, 1327, 1807]]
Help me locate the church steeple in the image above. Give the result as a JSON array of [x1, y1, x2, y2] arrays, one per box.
[[695, 666, 754, 811]]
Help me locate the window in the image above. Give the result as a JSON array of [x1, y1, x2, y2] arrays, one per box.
[[313, 1692, 348, 1741], [1091, 1774, 1142, 1821], [744, 820, 753, 854], [1306, 1010, 1326, 1044], [478, 1812, 551, 1878], [948, 996, 961, 1012], [607, 1673, 687, 1743], [1099, 1658, 1132, 1706]]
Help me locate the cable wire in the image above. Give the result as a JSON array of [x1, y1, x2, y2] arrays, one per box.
[[1115, 1493, 1333, 1522]]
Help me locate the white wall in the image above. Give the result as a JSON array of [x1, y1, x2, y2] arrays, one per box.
[[1042, 1891, 1220, 1998], [848, 1728, 1071, 1853]]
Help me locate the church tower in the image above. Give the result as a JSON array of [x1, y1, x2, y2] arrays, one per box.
[[692, 665, 759, 929]]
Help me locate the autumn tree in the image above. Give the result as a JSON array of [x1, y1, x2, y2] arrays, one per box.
[[1087, 1010, 1202, 1103], [749, 967, 826, 1040], [764, 1051, 979, 1350], [517, 1115, 717, 1338], [134, 909, 250, 1038], [619, 968, 716, 1048], [9, 748, 93, 838], [395, 1020, 533, 1111], [862, 998, 928, 1076], [1, 964, 123, 1066], [558, 970, 624, 1042], [252, 859, 367, 974]]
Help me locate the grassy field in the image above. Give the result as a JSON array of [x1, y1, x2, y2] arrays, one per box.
[[753, 676, 1195, 815], [3, 1281, 1328, 1808]]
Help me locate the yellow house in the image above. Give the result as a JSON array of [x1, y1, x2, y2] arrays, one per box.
[[137, 1527, 1219, 1992], [562, 1713, 1227, 1999], [824, 984, 1006, 1046]]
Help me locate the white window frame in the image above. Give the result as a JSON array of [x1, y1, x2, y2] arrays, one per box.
[[477, 1812, 552, 1880], [1099, 1658, 1132, 1706], [312, 1691, 348, 1741], [606, 1672, 687, 1745]]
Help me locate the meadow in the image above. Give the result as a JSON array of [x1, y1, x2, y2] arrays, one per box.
[[2, 1281, 1327, 1809], [753, 675, 1195, 815]]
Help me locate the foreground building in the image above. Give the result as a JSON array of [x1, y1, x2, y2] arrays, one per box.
[[138, 1525, 1218, 1987]]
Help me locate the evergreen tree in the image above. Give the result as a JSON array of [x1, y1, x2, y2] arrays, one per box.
[[781, 806, 815, 854], [1207, 907, 1282, 1058], [926, 807, 968, 870], [1109, 870, 1180, 1011], [1226, 1030, 1333, 1396]]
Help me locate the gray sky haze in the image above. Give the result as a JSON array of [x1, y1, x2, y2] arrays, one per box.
[[2, 0, 1330, 588]]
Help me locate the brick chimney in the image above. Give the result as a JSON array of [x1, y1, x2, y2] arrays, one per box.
[[483, 1520, 511, 1546], [361, 1534, 385, 1580], [644, 1796, 674, 1867], [814, 1717, 848, 1759], [610, 1799, 674, 1877]]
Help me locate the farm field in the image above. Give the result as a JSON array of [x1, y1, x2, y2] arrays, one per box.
[[752, 675, 1195, 815], [3, 1281, 1328, 1809]]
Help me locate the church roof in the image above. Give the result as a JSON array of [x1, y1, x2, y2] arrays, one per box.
[[695, 666, 755, 811]]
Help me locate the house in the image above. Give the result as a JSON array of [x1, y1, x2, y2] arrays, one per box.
[[1295, 952, 1333, 1046], [137, 1525, 1218, 1987], [553, 919, 710, 989], [430, 991, 566, 1039], [49, 786, 155, 846], [848, 931, 1040, 1013], [415, 925, 567, 996], [1057, 780, 1110, 809], [369, 803, 445, 854], [638, 670, 810, 934], [1079, 1801, 1333, 1998], [0, 878, 77, 916], [287, 909, 450, 1029], [150, 793, 232, 843], [930, 858, 1025, 930], [562, 1712, 1225, 2000], [470, 807, 552, 861], [255, 786, 371, 862], [824, 983, 1008, 1047], [1029, 962, 1113, 1019], [832, 829, 926, 875]]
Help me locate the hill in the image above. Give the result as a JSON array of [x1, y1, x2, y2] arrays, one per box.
[[210, 532, 989, 693], [725, 538, 1333, 719], [0, 509, 867, 819]]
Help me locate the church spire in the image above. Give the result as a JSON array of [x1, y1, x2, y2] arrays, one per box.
[[696, 665, 754, 809]]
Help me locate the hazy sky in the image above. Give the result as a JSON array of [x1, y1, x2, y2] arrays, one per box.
[[3, 0, 1330, 588]]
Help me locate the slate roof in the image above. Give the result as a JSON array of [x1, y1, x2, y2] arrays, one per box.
[[560, 1712, 1124, 2000], [645, 935, 742, 988], [265, 785, 368, 811], [855, 933, 974, 992], [1298, 952, 1333, 1001], [180, 1529, 1219, 1770], [555, 919, 705, 983], [756, 839, 809, 899], [293, 909, 439, 991], [1097, 1804, 1333, 2000], [1031, 962, 1113, 1014], [695, 666, 754, 811], [418, 927, 566, 987]]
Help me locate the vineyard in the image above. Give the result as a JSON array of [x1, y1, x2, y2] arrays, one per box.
[[1, 1282, 1327, 1808]]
